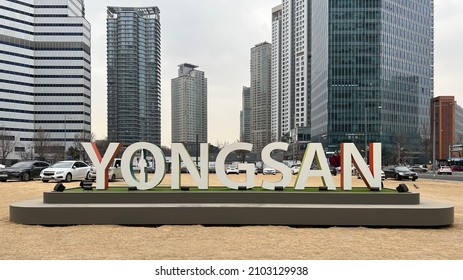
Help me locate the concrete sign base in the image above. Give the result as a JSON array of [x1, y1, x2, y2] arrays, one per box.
[[10, 189, 454, 227]]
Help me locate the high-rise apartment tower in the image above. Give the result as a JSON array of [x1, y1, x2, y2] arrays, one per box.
[[107, 6, 161, 147], [171, 63, 207, 148], [251, 42, 272, 152]]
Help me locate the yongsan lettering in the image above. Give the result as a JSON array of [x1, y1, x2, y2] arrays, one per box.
[[83, 142, 382, 191]]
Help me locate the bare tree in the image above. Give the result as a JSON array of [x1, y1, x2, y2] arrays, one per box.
[[0, 125, 18, 164], [454, 132, 463, 158], [34, 127, 53, 161], [19, 144, 34, 161], [95, 138, 110, 157], [392, 133, 408, 165], [73, 131, 95, 162], [420, 121, 432, 164]]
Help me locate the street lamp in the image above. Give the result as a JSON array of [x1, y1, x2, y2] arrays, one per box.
[[364, 105, 382, 161]]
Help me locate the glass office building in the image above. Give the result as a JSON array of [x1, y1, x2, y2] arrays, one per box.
[[0, 0, 91, 162], [312, 0, 434, 163], [107, 7, 161, 147]]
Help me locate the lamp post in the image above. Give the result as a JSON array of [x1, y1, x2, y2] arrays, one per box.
[[364, 105, 382, 161]]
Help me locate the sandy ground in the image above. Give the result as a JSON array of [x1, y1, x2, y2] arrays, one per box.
[[0, 173, 461, 260]]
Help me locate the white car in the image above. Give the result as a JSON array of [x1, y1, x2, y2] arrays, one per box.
[[437, 166, 452, 175], [0, 164, 5, 169], [88, 158, 122, 182], [40, 161, 91, 182], [225, 165, 239, 175], [263, 167, 276, 175], [290, 164, 300, 175]]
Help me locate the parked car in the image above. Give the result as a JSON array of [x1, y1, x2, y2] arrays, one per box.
[[0, 161, 50, 182], [329, 165, 337, 176], [383, 166, 418, 181], [437, 166, 452, 175], [450, 165, 463, 172], [357, 169, 386, 180], [225, 165, 239, 175], [88, 158, 122, 182], [410, 165, 428, 173], [290, 164, 300, 175], [40, 161, 91, 182], [263, 167, 276, 175]]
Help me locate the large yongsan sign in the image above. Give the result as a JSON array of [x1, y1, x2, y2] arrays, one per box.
[[83, 142, 382, 191]]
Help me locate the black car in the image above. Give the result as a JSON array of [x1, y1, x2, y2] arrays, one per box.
[[383, 166, 418, 181], [0, 161, 50, 182]]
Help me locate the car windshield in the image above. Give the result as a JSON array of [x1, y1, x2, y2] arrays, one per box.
[[11, 162, 33, 168], [396, 166, 411, 172], [51, 162, 73, 168]]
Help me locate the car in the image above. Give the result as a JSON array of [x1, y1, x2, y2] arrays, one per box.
[[383, 166, 418, 181], [0, 163, 5, 169], [88, 158, 122, 182], [450, 165, 463, 172], [357, 169, 386, 180], [290, 164, 300, 175], [0, 161, 50, 182], [437, 166, 452, 175], [410, 165, 428, 173], [225, 165, 239, 175], [40, 160, 91, 182], [329, 165, 337, 176], [263, 167, 276, 175]]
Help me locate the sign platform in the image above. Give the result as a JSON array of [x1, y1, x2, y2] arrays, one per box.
[[10, 189, 454, 227]]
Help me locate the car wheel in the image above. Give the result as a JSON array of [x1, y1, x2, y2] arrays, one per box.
[[65, 173, 72, 182], [42, 180, 49, 183], [22, 173, 31, 181], [85, 172, 91, 180], [0, 179, 7, 182], [412, 178, 416, 181], [111, 174, 116, 181], [395, 174, 400, 180]]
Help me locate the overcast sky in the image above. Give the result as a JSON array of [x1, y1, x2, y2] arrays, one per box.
[[86, 0, 463, 146]]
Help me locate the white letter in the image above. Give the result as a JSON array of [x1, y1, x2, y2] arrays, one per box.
[[294, 143, 336, 190], [171, 143, 209, 189], [83, 142, 121, 190], [216, 143, 255, 190], [121, 142, 166, 190], [261, 142, 292, 190], [341, 143, 382, 190]]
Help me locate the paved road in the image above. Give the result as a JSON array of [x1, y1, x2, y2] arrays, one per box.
[[416, 171, 463, 182]]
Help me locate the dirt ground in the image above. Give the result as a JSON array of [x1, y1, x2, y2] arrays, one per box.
[[0, 174, 461, 260]]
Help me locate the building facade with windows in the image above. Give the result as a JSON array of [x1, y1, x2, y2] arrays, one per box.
[[272, 0, 434, 163], [431, 96, 459, 161], [311, 0, 434, 163], [240, 86, 251, 143], [107, 6, 161, 147], [171, 63, 207, 151], [271, 0, 312, 143], [250, 42, 272, 153], [0, 0, 91, 163]]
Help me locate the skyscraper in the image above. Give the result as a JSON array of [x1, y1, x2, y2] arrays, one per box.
[[250, 42, 272, 153], [273, 0, 434, 163], [271, 0, 312, 142], [0, 0, 91, 162], [171, 63, 207, 149], [107, 6, 161, 147], [312, 0, 434, 163], [240, 86, 251, 143]]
